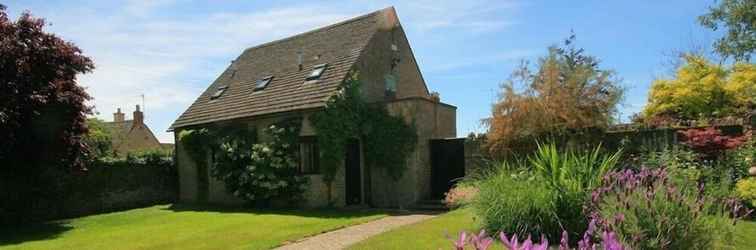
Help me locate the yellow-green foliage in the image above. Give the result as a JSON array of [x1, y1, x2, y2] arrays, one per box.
[[736, 177, 756, 207], [643, 55, 756, 120], [84, 118, 113, 158], [726, 63, 756, 105]]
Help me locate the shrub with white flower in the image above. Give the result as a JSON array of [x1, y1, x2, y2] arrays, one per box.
[[211, 118, 308, 205]]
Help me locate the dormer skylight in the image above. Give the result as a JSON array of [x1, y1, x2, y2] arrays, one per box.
[[210, 85, 228, 99], [306, 64, 328, 81], [254, 76, 274, 91]]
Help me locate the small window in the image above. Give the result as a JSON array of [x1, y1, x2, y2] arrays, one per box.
[[384, 73, 397, 99], [254, 76, 274, 91], [299, 137, 319, 174], [210, 86, 228, 99], [306, 64, 328, 80]]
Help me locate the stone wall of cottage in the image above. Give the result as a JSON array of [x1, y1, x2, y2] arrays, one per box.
[[353, 20, 457, 207], [368, 97, 456, 207], [175, 112, 347, 207], [356, 25, 430, 103]]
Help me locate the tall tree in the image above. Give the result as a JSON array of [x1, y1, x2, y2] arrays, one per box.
[[642, 54, 755, 122], [699, 0, 756, 61], [485, 34, 624, 156], [0, 4, 94, 223]]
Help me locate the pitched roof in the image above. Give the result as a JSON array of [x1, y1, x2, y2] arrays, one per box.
[[104, 120, 134, 146], [169, 7, 398, 130]]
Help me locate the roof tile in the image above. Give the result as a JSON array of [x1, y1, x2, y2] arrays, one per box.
[[169, 8, 389, 130]]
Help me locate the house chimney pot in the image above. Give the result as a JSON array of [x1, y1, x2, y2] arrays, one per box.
[[430, 92, 440, 102], [133, 105, 144, 125], [114, 108, 125, 122]]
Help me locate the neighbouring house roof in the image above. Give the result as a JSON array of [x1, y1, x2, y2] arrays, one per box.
[[104, 119, 162, 154], [104, 120, 134, 148], [169, 7, 397, 131]]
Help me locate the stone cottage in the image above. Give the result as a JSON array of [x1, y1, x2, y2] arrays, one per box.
[[169, 7, 457, 207], [106, 105, 164, 156]]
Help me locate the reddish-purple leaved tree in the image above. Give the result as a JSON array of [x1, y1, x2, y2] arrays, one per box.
[[1, 4, 94, 223]]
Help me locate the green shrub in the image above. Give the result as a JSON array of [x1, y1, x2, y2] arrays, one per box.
[[737, 177, 756, 208], [588, 168, 736, 249], [211, 119, 307, 205], [635, 146, 703, 170], [530, 144, 621, 194], [529, 143, 621, 240], [472, 143, 622, 242], [474, 169, 560, 240], [443, 184, 478, 209], [634, 146, 740, 202], [726, 137, 756, 181]]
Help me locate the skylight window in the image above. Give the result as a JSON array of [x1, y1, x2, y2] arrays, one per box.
[[306, 64, 328, 81], [210, 86, 228, 99], [254, 76, 274, 91]]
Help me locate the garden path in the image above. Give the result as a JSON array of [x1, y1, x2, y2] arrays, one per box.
[[274, 212, 438, 250]]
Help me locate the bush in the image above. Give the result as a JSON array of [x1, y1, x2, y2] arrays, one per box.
[[211, 120, 307, 205], [587, 168, 738, 249], [679, 127, 748, 160], [634, 146, 703, 170], [736, 177, 756, 208], [473, 143, 621, 243], [474, 169, 561, 241], [634, 145, 743, 202], [726, 136, 756, 180], [529, 143, 621, 241], [444, 185, 478, 209]]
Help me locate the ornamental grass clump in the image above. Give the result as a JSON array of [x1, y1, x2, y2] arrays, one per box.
[[587, 168, 751, 249], [474, 169, 561, 241], [529, 143, 621, 240], [474, 143, 622, 243]]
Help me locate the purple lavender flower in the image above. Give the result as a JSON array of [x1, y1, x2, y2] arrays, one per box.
[[559, 231, 570, 250], [601, 231, 626, 250], [449, 231, 467, 250], [470, 229, 493, 250]]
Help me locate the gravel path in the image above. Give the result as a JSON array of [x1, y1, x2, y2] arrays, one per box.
[[274, 212, 437, 250]]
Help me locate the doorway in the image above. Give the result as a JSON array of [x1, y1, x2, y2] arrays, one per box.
[[345, 140, 362, 205], [430, 138, 465, 199]]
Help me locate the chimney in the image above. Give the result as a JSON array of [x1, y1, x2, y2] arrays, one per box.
[[430, 92, 441, 102], [378, 6, 399, 31], [114, 108, 125, 122], [133, 105, 144, 125]]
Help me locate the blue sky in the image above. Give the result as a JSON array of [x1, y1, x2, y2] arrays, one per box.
[[4, 0, 721, 142]]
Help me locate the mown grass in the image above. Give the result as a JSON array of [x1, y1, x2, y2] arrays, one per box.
[[349, 208, 482, 250], [0, 204, 386, 250], [350, 208, 756, 250], [734, 219, 756, 249]]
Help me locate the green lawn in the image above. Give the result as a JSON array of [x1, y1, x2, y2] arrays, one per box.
[[349, 208, 482, 250], [734, 219, 756, 249], [0, 204, 386, 250], [349, 208, 756, 250]]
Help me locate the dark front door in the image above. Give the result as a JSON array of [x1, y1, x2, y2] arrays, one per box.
[[430, 138, 466, 199], [345, 140, 362, 205]]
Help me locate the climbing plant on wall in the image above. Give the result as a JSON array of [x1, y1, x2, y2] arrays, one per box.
[[311, 71, 418, 204], [178, 119, 307, 205]]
